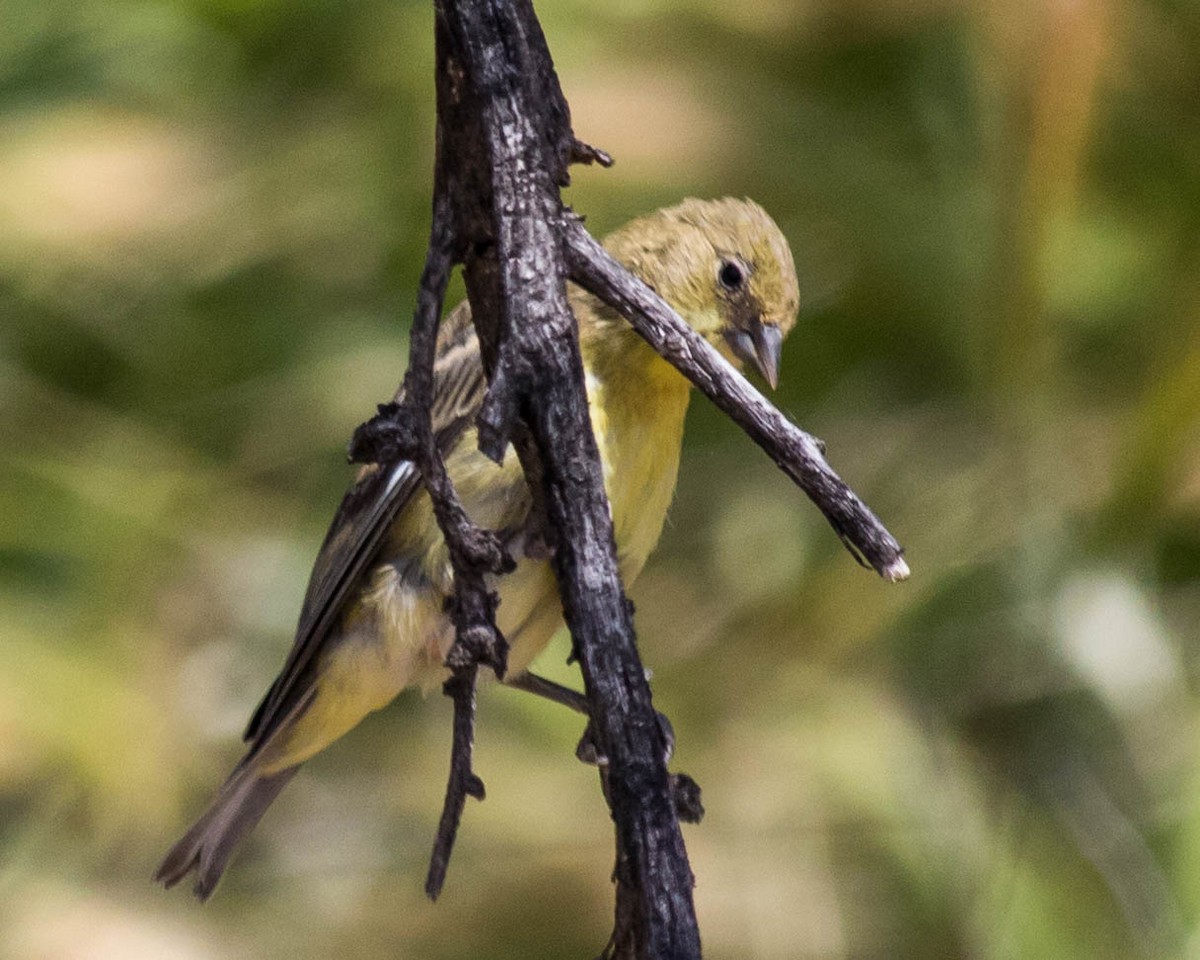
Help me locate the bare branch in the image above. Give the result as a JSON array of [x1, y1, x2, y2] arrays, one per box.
[[563, 219, 910, 583], [354, 196, 513, 899], [431, 0, 703, 949], [425, 668, 487, 900], [351, 1, 706, 950]]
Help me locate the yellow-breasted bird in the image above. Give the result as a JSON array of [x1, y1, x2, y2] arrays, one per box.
[[156, 197, 800, 899]]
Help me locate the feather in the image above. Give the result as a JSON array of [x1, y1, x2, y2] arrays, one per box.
[[245, 301, 486, 747], [155, 766, 299, 901]]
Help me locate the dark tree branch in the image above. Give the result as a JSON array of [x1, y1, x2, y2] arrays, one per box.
[[352, 196, 515, 900], [354, 0, 908, 953], [432, 3, 701, 954], [354, 0, 702, 950], [564, 220, 909, 583], [597, 772, 704, 960], [410, 284, 526, 904], [425, 669, 487, 898]]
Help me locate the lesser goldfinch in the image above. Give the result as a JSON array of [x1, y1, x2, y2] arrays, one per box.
[[156, 197, 800, 899]]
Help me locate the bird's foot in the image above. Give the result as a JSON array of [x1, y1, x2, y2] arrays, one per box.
[[575, 711, 675, 767], [445, 622, 508, 677], [670, 773, 705, 824], [569, 137, 614, 169]]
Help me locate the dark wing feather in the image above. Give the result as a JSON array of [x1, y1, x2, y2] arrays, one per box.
[[244, 301, 484, 746]]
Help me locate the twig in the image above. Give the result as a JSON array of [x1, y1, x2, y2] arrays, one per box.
[[430, 2, 704, 955], [422, 0, 706, 952], [352, 197, 512, 900], [563, 219, 909, 583], [426, 668, 487, 899]]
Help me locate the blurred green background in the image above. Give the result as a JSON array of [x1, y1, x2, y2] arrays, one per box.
[[3, 0, 1200, 957]]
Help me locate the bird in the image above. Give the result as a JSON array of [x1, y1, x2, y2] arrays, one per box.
[[155, 197, 800, 900]]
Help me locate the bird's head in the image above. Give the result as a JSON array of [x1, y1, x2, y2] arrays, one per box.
[[603, 197, 800, 388]]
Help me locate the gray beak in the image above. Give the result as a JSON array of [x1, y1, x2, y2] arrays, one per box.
[[728, 323, 783, 389]]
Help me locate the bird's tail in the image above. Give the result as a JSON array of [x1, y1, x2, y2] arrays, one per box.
[[155, 762, 299, 900]]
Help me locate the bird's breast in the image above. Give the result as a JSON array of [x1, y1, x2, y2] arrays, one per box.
[[586, 361, 691, 583]]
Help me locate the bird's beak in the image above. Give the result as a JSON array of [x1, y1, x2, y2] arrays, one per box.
[[728, 323, 783, 389]]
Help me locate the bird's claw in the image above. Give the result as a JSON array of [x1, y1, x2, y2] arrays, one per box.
[[575, 711, 675, 767], [670, 773, 704, 824], [575, 724, 603, 766]]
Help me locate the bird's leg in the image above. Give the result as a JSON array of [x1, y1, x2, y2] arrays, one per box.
[[505, 671, 675, 765], [506, 670, 590, 714]]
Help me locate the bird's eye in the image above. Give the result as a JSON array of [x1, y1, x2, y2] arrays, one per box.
[[718, 260, 745, 291]]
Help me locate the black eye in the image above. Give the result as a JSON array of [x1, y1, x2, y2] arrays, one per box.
[[718, 260, 745, 291]]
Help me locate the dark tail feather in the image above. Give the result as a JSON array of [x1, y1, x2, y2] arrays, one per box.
[[155, 765, 298, 900]]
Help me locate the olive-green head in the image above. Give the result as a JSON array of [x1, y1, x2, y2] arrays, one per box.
[[603, 197, 800, 387]]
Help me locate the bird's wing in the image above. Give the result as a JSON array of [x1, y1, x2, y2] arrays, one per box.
[[243, 300, 486, 746]]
